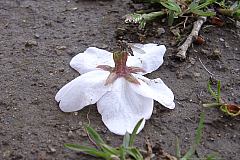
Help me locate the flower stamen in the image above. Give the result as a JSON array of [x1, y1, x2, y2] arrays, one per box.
[[97, 51, 145, 85]]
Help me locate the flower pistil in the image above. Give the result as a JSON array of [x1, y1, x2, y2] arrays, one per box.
[[97, 51, 145, 85]]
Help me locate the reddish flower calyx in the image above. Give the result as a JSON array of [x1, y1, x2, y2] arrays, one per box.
[[97, 51, 145, 85]]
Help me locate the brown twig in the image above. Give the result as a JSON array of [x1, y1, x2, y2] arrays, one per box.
[[176, 16, 207, 59], [144, 137, 153, 160]]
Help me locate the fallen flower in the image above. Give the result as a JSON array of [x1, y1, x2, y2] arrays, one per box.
[[55, 43, 175, 135], [221, 104, 240, 116]]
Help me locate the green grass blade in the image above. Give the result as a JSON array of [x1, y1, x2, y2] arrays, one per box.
[[123, 132, 130, 148], [143, 11, 165, 21], [64, 144, 109, 158], [100, 144, 119, 156], [85, 125, 106, 146], [230, 1, 239, 10], [160, 0, 181, 14], [119, 146, 126, 160], [189, 1, 198, 10], [233, 9, 240, 20], [192, 9, 216, 16], [207, 81, 217, 101], [176, 136, 181, 159], [203, 103, 222, 108], [217, 80, 221, 103], [181, 113, 205, 160], [168, 10, 175, 26], [129, 118, 144, 147], [181, 148, 194, 160], [194, 112, 205, 149], [205, 153, 220, 160], [126, 147, 144, 160], [193, 0, 216, 10]]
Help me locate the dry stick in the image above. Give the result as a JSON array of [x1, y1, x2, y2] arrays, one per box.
[[176, 16, 207, 59]]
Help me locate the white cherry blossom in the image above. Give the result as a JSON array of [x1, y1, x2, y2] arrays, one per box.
[[55, 43, 175, 135]]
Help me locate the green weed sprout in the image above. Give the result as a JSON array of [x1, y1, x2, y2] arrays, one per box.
[[177, 112, 205, 160], [176, 113, 219, 160], [125, 11, 165, 29], [64, 119, 144, 160], [203, 80, 240, 116], [216, 1, 240, 20], [65, 114, 222, 159], [125, 0, 216, 28]]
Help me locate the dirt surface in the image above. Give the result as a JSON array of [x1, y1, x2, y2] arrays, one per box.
[[0, 0, 239, 160]]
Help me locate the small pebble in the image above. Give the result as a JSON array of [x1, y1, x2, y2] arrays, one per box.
[[48, 145, 56, 153], [189, 58, 196, 64], [170, 28, 180, 37], [3, 150, 11, 158], [25, 40, 38, 47], [78, 121, 83, 126], [219, 38, 224, 42], [67, 131, 74, 139], [211, 49, 221, 59], [152, 108, 157, 114], [71, 7, 78, 11], [116, 27, 126, 37], [58, 68, 64, 72], [156, 27, 165, 36], [99, 1, 105, 6], [76, 130, 87, 137], [34, 33, 40, 39], [101, 44, 108, 49], [224, 42, 230, 48], [201, 49, 210, 55], [56, 46, 67, 50], [236, 21, 240, 28], [193, 72, 200, 78], [234, 98, 240, 104]]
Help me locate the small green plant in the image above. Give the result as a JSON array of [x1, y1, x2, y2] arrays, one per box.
[[125, 11, 165, 29], [65, 113, 221, 159], [126, 0, 240, 28], [177, 112, 203, 160], [216, 0, 240, 20], [176, 112, 219, 160], [203, 80, 240, 116], [65, 119, 144, 160], [125, 0, 216, 28]]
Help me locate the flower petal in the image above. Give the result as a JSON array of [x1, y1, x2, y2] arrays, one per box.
[[55, 70, 111, 112], [97, 78, 153, 135], [129, 74, 175, 109], [70, 47, 114, 74], [127, 43, 166, 74]]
